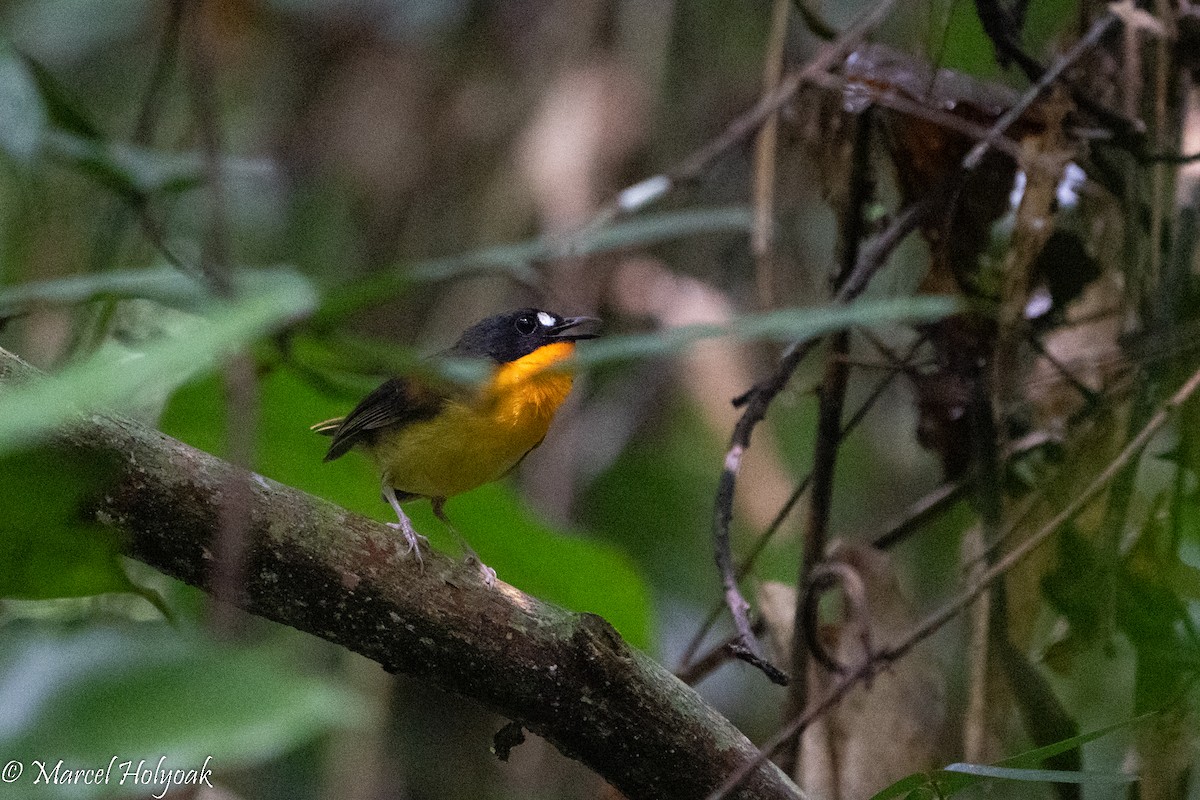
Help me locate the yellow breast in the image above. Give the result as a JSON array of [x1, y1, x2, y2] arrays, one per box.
[[374, 342, 576, 498]]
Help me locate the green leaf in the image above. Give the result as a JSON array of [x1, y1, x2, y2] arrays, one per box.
[[552, 206, 753, 257], [0, 267, 317, 455], [0, 625, 364, 799], [43, 130, 276, 200], [943, 763, 1134, 784], [950, 713, 1153, 791], [44, 130, 200, 199], [0, 267, 293, 317], [0, 43, 46, 166], [315, 206, 755, 325], [870, 715, 1153, 798], [980, 718, 1150, 792], [3, 0, 150, 65], [18, 53, 101, 140], [572, 296, 962, 367]]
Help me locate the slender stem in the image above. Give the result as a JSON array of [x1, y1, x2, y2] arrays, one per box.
[[752, 0, 791, 309], [707, 365, 1200, 800], [712, 190, 943, 682], [677, 355, 902, 674]]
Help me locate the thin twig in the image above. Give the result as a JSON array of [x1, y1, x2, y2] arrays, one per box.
[[183, 0, 251, 633], [781, 107, 873, 765], [962, 526, 993, 762], [677, 349, 905, 673], [713, 189, 946, 683], [1023, 331, 1102, 407], [706, 659, 876, 800], [800, 561, 873, 674], [973, 0, 1049, 80], [1141, 149, 1200, 164], [780, 330, 849, 752], [209, 352, 259, 634], [592, 0, 901, 227], [714, 446, 791, 684], [129, 0, 188, 271], [184, 0, 232, 295], [870, 480, 966, 551], [791, 0, 839, 41], [974, 0, 1141, 146], [962, 13, 1120, 171], [707, 365, 1200, 800], [672, 0, 897, 186], [803, 71, 1027, 164], [75, 0, 187, 359], [133, 0, 185, 146], [675, 618, 767, 686]]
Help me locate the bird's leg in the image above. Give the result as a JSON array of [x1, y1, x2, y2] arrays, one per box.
[[383, 484, 427, 567], [431, 497, 496, 588]]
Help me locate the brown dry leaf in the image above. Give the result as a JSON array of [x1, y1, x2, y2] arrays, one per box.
[[837, 46, 1069, 481], [756, 542, 946, 800], [842, 44, 1044, 297], [789, 83, 860, 220], [994, 87, 1078, 420], [756, 580, 801, 670]]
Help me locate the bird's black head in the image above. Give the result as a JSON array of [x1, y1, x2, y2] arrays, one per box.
[[451, 308, 599, 363]]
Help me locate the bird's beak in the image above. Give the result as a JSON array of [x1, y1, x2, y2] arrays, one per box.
[[550, 316, 601, 341]]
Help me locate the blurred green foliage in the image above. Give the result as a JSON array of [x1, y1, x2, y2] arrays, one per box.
[[901, 0, 1080, 81], [0, 624, 364, 800], [3, 0, 1197, 798], [0, 449, 132, 600], [572, 296, 960, 367], [0, 44, 45, 167], [869, 714, 1150, 799], [0, 268, 316, 451]]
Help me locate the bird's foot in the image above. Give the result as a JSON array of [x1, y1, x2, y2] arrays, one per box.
[[442, 551, 497, 589], [386, 521, 428, 569], [464, 551, 497, 588]]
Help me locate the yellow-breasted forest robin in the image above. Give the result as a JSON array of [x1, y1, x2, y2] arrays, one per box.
[[312, 308, 598, 585]]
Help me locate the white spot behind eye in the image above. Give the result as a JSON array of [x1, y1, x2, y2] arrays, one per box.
[[537, 311, 556, 327]]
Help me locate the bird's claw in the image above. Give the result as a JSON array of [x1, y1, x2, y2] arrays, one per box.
[[464, 553, 497, 589], [386, 522, 428, 569]]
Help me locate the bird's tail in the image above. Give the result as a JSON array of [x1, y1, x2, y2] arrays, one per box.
[[310, 417, 343, 436]]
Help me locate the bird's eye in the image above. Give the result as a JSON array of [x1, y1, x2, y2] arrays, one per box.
[[514, 314, 538, 335]]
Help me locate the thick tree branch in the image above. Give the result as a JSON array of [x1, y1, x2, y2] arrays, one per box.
[[0, 347, 799, 800]]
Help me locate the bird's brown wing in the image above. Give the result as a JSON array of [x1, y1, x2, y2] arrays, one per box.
[[317, 377, 447, 462]]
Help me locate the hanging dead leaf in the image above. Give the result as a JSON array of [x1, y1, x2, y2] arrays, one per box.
[[758, 542, 946, 799]]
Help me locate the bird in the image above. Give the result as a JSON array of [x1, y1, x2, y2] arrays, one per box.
[[312, 308, 598, 585]]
